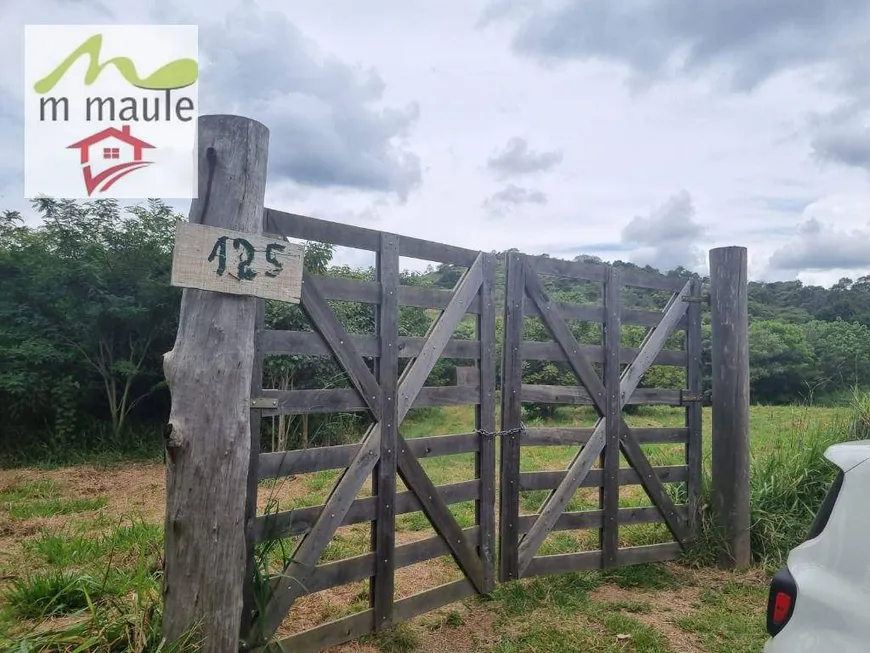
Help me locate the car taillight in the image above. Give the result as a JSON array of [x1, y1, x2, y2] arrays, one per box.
[[767, 567, 797, 636]]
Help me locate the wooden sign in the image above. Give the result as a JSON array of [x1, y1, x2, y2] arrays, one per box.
[[170, 222, 303, 303]]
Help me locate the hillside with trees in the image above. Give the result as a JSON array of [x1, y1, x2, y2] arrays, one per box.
[[3, 198, 870, 463]]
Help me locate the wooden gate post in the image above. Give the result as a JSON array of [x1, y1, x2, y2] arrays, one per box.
[[163, 115, 270, 651], [709, 246, 751, 569]]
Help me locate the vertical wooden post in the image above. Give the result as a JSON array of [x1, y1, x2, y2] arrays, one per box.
[[372, 233, 399, 628], [685, 279, 703, 541], [600, 266, 621, 567], [499, 252, 524, 582], [163, 115, 270, 651], [709, 246, 751, 569], [477, 253, 497, 591]]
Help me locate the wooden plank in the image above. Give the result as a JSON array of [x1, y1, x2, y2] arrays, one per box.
[[162, 115, 268, 653], [499, 252, 525, 582], [265, 207, 480, 266], [477, 253, 497, 591], [524, 299, 688, 330], [619, 280, 692, 402], [397, 436, 487, 593], [258, 330, 481, 359], [258, 433, 480, 479], [259, 430, 381, 637], [258, 384, 481, 416], [300, 274, 382, 419], [242, 298, 265, 637], [170, 221, 304, 304], [518, 465, 689, 491], [523, 542, 684, 578], [685, 279, 703, 542], [522, 259, 607, 414], [372, 232, 399, 629], [520, 385, 683, 406], [516, 280, 692, 574], [260, 609, 374, 653], [252, 480, 480, 542], [309, 275, 483, 314], [521, 427, 688, 447], [619, 425, 692, 547], [709, 247, 751, 568], [516, 505, 690, 534], [521, 341, 686, 367], [601, 266, 621, 568], [298, 526, 482, 596], [392, 579, 476, 622], [525, 254, 606, 282], [397, 254, 484, 421]]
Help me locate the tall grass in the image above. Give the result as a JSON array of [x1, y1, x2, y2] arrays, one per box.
[[691, 389, 870, 568]]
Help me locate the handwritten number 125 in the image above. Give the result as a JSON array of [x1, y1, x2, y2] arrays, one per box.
[[207, 237, 286, 280]]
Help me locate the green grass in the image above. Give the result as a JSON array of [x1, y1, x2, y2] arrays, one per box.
[[3, 398, 865, 651]]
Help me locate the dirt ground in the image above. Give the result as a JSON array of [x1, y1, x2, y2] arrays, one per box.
[[0, 463, 768, 652]]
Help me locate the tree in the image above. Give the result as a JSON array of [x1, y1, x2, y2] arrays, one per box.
[[748, 320, 817, 404]]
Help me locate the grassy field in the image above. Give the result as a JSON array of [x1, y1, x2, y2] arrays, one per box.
[[0, 402, 858, 652]]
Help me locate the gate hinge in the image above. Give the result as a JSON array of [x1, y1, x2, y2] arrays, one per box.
[[251, 397, 278, 409], [680, 389, 701, 404]]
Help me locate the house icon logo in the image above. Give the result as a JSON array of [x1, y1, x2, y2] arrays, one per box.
[[66, 125, 155, 196]]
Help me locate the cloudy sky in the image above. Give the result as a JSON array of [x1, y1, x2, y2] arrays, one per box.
[[2, 0, 869, 285]]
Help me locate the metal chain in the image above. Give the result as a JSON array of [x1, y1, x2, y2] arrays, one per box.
[[474, 422, 526, 438]]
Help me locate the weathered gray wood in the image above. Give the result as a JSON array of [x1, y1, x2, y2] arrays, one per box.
[[525, 299, 687, 330], [523, 542, 683, 578], [259, 330, 481, 359], [619, 425, 691, 547], [162, 114, 269, 653], [619, 281, 692, 402], [518, 465, 688, 491], [397, 436, 487, 593], [258, 384, 480, 416], [709, 246, 751, 569], [685, 278, 703, 542], [372, 232, 399, 628], [516, 277, 692, 573], [265, 207, 480, 266], [296, 526, 482, 596], [499, 252, 525, 582], [520, 384, 683, 406], [170, 222, 303, 303], [522, 259, 607, 414], [517, 505, 690, 534], [477, 253, 497, 591], [308, 275, 483, 314], [299, 274, 382, 419], [242, 298, 265, 636], [265, 578, 475, 653], [392, 579, 476, 621], [525, 254, 606, 282], [521, 340, 686, 367], [259, 432, 381, 636], [252, 479, 480, 542], [521, 427, 688, 447], [521, 254, 687, 292], [258, 433, 480, 479], [601, 266, 621, 567], [397, 254, 484, 421]]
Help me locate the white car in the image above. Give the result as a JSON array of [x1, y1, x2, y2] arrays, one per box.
[[764, 441, 870, 652]]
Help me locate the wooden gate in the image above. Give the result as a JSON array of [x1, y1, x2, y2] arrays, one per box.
[[243, 210, 497, 651], [498, 252, 703, 580]]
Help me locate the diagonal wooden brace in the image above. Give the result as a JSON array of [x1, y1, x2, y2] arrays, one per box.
[[517, 279, 693, 573], [255, 254, 485, 641]]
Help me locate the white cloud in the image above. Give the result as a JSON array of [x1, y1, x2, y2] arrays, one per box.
[[1, 0, 868, 285]]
